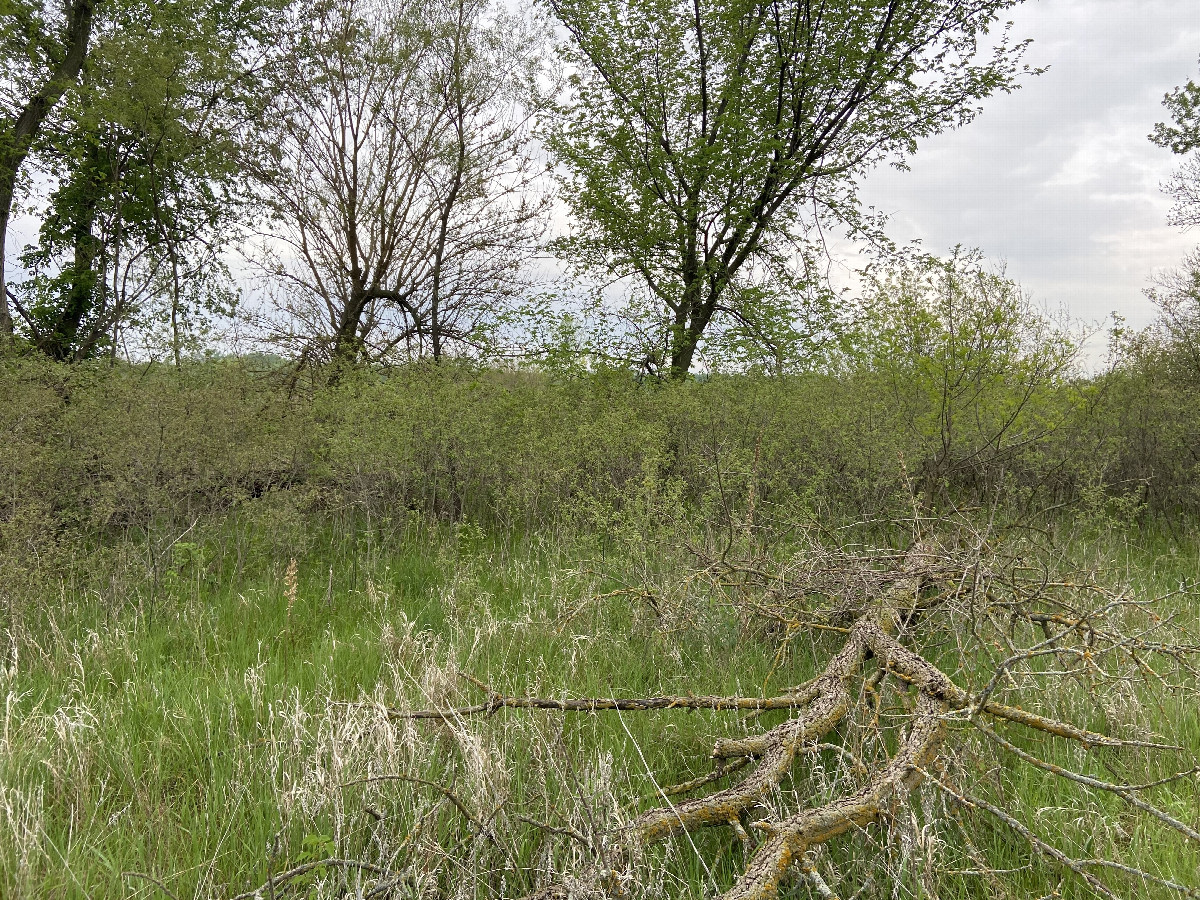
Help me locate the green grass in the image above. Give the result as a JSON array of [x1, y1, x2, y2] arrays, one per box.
[[1, 517, 1197, 899], [0, 520, 815, 898]]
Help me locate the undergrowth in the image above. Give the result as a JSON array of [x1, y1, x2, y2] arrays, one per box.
[[0, 358, 1197, 898], [0, 512, 1197, 899]]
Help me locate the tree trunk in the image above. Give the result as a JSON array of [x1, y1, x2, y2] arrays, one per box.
[[0, 0, 97, 345], [668, 325, 700, 379], [329, 285, 371, 378], [47, 199, 101, 360], [430, 3, 470, 364], [34, 134, 114, 361], [430, 163, 463, 363], [667, 272, 716, 379], [0, 205, 13, 339]]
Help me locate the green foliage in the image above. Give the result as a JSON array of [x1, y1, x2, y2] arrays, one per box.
[[1151, 59, 1200, 155], [546, 0, 1036, 377], [1138, 247, 1200, 380], [1150, 57, 1200, 229], [0, 353, 1198, 897], [3, 331, 1197, 576], [11, 0, 276, 361], [855, 249, 1082, 506]]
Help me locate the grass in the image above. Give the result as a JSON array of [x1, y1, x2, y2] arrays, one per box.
[[0, 514, 1197, 899], [0, 517, 820, 899]]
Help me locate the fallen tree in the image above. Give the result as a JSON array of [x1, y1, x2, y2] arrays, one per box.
[[246, 529, 1200, 900]]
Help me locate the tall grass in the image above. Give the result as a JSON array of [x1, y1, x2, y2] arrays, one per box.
[[1, 510, 1197, 898], [0, 357, 1197, 897]]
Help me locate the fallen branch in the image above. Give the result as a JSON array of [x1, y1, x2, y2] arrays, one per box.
[[316, 533, 1200, 900], [229, 859, 392, 900], [384, 677, 821, 719], [121, 872, 181, 900]]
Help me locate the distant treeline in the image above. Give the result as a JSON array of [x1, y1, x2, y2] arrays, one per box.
[[1, 317, 1194, 581]]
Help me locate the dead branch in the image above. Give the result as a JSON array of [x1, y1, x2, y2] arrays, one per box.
[[307, 532, 1199, 900], [975, 721, 1200, 843], [121, 872, 181, 900], [229, 859, 393, 900], [508, 536, 1199, 900], [386, 675, 824, 719], [660, 757, 753, 798]]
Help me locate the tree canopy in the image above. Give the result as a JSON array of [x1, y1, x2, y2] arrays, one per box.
[[1, 0, 281, 361], [1151, 57, 1200, 229], [0, 0, 97, 343], [547, 0, 1037, 377]]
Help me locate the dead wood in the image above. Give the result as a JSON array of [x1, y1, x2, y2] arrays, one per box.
[[501, 535, 1200, 900], [386, 680, 827, 719], [304, 531, 1199, 900]]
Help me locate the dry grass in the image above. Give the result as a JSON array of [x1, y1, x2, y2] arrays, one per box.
[[0, 515, 1197, 899]]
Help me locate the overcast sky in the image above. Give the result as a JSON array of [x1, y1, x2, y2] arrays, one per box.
[[853, 0, 1200, 334], [8, 0, 1198, 359]]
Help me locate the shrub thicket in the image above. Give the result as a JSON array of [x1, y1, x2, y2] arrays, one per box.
[[0, 346, 1193, 575], [2, 252, 1198, 598]]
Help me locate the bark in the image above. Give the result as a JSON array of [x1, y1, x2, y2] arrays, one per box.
[[0, 0, 97, 343], [667, 274, 722, 379], [329, 286, 371, 374], [47, 195, 101, 360], [668, 322, 700, 379], [429, 156, 464, 362]]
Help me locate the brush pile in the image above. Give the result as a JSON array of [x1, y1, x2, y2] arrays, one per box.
[[245, 529, 1200, 899]]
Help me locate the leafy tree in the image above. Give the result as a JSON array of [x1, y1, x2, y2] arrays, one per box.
[[1137, 248, 1200, 383], [1145, 59, 1200, 378], [548, 0, 1037, 379], [0, 0, 97, 344], [1150, 56, 1200, 228], [9, 0, 276, 362]]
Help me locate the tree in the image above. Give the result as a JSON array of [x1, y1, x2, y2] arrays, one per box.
[[4, 0, 278, 362], [0, 0, 97, 344], [547, 0, 1036, 379], [859, 249, 1077, 504], [1151, 57, 1200, 229], [257, 0, 547, 371], [1144, 59, 1200, 378], [1138, 247, 1200, 382]]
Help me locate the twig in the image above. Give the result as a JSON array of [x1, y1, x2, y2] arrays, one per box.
[[661, 757, 752, 797], [928, 775, 1119, 899], [343, 774, 483, 833], [230, 859, 391, 900], [512, 813, 594, 848], [800, 851, 840, 900], [121, 872, 181, 900], [976, 721, 1200, 843]]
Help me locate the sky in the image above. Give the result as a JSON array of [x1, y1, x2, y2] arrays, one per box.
[[6, 0, 1199, 362], [852, 0, 1200, 336]]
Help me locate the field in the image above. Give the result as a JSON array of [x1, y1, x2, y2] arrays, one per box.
[[4, 0, 1200, 895], [0, 360, 1198, 899]]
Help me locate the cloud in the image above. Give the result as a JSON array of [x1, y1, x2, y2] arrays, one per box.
[[855, 0, 1200, 330]]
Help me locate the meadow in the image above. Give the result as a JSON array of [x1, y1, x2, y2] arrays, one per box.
[[0, 357, 1197, 899]]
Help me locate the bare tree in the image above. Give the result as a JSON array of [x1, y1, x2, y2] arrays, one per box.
[[255, 0, 546, 371]]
